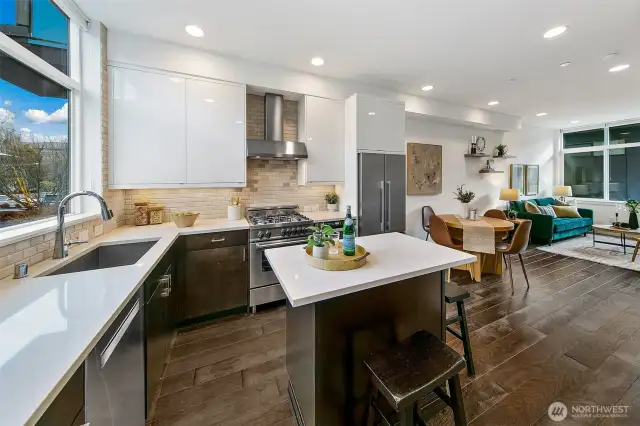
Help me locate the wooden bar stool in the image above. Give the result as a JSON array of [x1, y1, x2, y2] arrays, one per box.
[[363, 331, 468, 426], [445, 284, 475, 376]]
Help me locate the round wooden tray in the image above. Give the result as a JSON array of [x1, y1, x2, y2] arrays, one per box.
[[304, 244, 370, 271]]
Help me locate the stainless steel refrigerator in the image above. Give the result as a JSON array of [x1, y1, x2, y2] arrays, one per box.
[[358, 153, 406, 236]]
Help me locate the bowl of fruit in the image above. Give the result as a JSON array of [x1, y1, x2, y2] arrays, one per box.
[[171, 212, 200, 228]]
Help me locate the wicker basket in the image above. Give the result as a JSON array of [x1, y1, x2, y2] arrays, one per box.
[[171, 212, 199, 228]]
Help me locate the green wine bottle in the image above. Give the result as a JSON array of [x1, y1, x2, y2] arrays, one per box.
[[343, 205, 355, 256]]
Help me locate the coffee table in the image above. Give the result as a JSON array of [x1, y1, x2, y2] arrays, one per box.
[[592, 224, 640, 255]]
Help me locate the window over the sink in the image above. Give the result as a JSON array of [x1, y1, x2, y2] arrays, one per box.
[[0, 0, 81, 231]]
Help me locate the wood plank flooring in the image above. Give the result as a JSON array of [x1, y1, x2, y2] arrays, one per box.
[[149, 248, 640, 426]]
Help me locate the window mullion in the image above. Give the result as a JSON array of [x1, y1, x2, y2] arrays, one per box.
[[604, 125, 610, 201]]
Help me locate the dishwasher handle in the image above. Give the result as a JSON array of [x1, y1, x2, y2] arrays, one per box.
[[100, 300, 140, 369]]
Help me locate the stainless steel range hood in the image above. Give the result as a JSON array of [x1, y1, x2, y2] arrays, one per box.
[[247, 93, 308, 159]]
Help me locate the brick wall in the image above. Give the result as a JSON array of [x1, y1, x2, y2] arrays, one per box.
[[122, 94, 334, 224], [100, 23, 125, 230]]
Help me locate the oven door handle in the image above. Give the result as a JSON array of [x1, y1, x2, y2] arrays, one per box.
[[255, 238, 309, 250]]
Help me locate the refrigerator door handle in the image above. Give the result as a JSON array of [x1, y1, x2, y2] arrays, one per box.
[[386, 180, 391, 231], [380, 181, 385, 232]]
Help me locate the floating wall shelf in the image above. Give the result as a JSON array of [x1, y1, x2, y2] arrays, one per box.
[[493, 155, 516, 159], [479, 169, 504, 174], [464, 153, 490, 158]]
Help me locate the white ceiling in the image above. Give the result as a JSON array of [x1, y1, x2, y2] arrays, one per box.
[[77, 0, 640, 129]]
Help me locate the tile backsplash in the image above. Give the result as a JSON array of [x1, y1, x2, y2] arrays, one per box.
[[124, 160, 334, 223], [123, 94, 335, 224]]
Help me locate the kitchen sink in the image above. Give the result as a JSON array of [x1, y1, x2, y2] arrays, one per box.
[[45, 241, 158, 276]]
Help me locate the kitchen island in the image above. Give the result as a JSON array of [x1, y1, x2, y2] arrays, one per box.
[[265, 232, 476, 426]]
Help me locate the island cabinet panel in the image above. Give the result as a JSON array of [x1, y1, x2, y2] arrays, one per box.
[[286, 271, 444, 426], [175, 231, 249, 323]]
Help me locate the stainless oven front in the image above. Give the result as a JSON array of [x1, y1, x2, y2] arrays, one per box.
[[249, 237, 309, 289]]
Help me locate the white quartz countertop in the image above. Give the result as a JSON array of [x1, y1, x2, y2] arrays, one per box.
[[265, 232, 477, 307], [0, 217, 249, 426]]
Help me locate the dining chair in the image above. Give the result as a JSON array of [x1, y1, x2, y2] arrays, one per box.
[[430, 215, 477, 282], [495, 219, 533, 295], [422, 206, 435, 241], [484, 209, 507, 220]]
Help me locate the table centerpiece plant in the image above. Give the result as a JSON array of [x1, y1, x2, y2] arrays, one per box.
[[325, 191, 339, 212], [454, 184, 476, 219], [626, 199, 640, 230], [306, 224, 336, 259]]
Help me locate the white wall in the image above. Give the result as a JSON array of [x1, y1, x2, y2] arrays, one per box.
[[404, 118, 557, 239], [576, 201, 629, 224], [107, 30, 522, 131]]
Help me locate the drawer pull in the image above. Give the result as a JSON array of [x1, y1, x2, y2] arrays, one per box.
[[211, 238, 226, 243]]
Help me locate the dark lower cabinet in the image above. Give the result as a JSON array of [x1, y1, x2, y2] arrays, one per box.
[[176, 231, 249, 322], [35, 364, 84, 426], [144, 251, 174, 418]]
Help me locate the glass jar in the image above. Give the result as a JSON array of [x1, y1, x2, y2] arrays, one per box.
[[149, 207, 164, 225], [134, 202, 149, 226]]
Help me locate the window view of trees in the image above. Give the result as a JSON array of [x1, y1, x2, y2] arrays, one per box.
[[0, 56, 69, 228]]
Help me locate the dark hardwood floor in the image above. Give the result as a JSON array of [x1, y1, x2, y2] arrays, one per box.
[[149, 248, 640, 426]]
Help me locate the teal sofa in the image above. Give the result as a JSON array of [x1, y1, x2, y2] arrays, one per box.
[[509, 197, 593, 245]]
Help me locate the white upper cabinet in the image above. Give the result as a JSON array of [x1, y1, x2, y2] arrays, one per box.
[[298, 96, 345, 185], [110, 66, 186, 186], [186, 79, 246, 185], [109, 66, 246, 188], [354, 95, 405, 153]]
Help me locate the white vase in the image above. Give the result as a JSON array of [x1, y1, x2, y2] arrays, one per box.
[[227, 205, 242, 220], [460, 202, 470, 219], [327, 203, 338, 212], [312, 244, 328, 259]]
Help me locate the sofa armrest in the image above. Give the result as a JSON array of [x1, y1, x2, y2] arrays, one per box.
[[515, 212, 554, 242], [578, 208, 594, 219]]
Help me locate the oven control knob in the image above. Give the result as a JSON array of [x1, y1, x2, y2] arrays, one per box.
[[283, 228, 290, 236], [265, 230, 271, 238], [257, 231, 264, 239]]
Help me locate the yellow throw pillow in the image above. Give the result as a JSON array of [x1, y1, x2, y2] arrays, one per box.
[[552, 205, 582, 218], [524, 201, 541, 214]]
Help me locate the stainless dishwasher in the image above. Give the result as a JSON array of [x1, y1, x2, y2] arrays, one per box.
[[85, 290, 145, 426]]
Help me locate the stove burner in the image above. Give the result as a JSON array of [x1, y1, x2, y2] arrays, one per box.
[[248, 213, 310, 226]]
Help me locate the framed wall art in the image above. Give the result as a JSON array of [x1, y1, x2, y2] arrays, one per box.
[[407, 143, 442, 195], [525, 165, 540, 196], [509, 164, 525, 195]]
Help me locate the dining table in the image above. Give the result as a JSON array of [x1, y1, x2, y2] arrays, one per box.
[[437, 214, 515, 282]]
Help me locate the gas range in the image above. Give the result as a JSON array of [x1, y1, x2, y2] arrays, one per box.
[[246, 205, 313, 242]]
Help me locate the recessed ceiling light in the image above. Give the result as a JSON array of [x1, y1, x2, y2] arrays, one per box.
[[368, 112, 376, 116], [421, 85, 434, 91], [601, 52, 618, 62], [185, 25, 204, 38], [543, 26, 568, 39], [536, 112, 548, 117], [620, 132, 630, 135], [506, 77, 517, 83], [609, 64, 630, 73], [488, 101, 499, 106], [569, 120, 580, 124], [204, 98, 215, 103], [168, 77, 182, 83], [311, 57, 324, 66], [560, 62, 571, 67]]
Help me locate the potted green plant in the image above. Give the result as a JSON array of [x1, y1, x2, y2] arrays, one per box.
[[626, 199, 640, 230], [495, 143, 508, 157], [325, 191, 339, 212], [453, 184, 476, 219], [306, 224, 336, 259]]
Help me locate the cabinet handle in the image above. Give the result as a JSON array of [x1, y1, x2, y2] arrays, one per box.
[[243, 246, 247, 262], [211, 238, 226, 243]]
